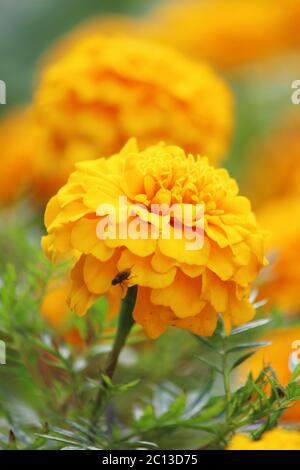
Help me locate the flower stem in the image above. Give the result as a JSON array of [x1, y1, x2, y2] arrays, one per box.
[[89, 285, 137, 437], [105, 286, 137, 380], [222, 350, 231, 419]]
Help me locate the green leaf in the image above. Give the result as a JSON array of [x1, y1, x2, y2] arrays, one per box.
[[290, 362, 300, 383], [230, 351, 256, 371], [101, 374, 113, 388], [213, 315, 226, 338], [124, 441, 158, 449], [193, 334, 219, 352], [231, 319, 271, 335], [117, 379, 140, 392], [158, 394, 186, 424], [187, 396, 227, 424], [196, 355, 222, 373], [252, 382, 268, 402], [136, 404, 156, 430], [227, 342, 271, 354], [35, 434, 82, 447]]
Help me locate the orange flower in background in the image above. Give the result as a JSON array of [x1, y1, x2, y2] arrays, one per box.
[[239, 326, 300, 422], [227, 428, 300, 450], [0, 108, 38, 205], [244, 115, 300, 210], [256, 197, 300, 315], [243, 114, 300, 315], [42, 139, 266, 339], [40, 278, 85, 347], [41, 277, 119, 347], [32, 33, 233, 200], [148, 0, 300, 70]]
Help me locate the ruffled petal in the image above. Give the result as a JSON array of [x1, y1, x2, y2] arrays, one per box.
[[151, 270, 205, 318]]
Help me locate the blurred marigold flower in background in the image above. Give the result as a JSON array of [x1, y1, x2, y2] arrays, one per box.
[[238, 326, 300, 422], [147, 0, 300, 70], [0, 108, 38, 206], [227, 428, 300, 450], [42, 139, 266, 339], [243, 115, 300, 314], [32, 33, 233, 200], [40, 278, 85, 347], [244, 115, 300, 210], [256, 197, 300, 315], [40, 277, 119, 347]]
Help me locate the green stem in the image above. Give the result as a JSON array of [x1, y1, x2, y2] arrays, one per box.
[[89, 286, 137, 436], [222, 350, 231, 418], [104, 286, 137, 380]]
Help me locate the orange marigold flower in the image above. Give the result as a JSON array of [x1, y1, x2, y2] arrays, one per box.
[[256, 197, 300, 315], [40, 278, 85, 347], [32, 33, 233, 200], [42, 139, 266, 339], [238, 326, 300, 422], [40, 276, 117, 347], [243, 115, 300, 314], [0, 108, 38, 205], [41, 279, 72, 330], [244, 114, 300, 210], [149, 0, 299, 69], [227, 428, 300, 450]]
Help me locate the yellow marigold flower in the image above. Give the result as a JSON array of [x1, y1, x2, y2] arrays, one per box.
[[32, 33, 233, 200], [0, 108, 37, 205], [42, 139, 266, 339], [238, 326, 300, 422], [227, 428, 300, 450], [149, 0, 299, 69], [256, 196, 300, 315]]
